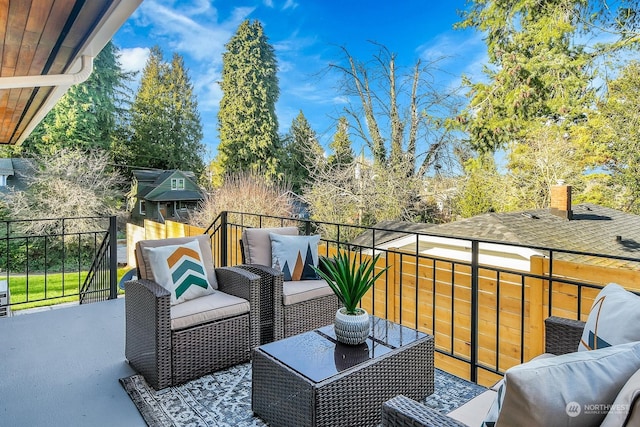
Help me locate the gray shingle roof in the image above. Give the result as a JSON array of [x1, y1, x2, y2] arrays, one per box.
[[145, 190, 203, 202], [356, 204, 640, 269], [432, 203, 640, 267], [0, 158, 14, 176]]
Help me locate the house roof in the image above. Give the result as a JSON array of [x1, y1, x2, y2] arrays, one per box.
[[357, 204, 640, 269], [0, 1, 142, 145], [0, 158, 14, 176], [145, 190, 204, 202], [350, 220, 436, 248], [132, 169, 203, 202], [133, 169, 197, 185], [0, 158, 35, 193]]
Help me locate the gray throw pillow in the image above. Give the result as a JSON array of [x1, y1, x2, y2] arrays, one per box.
[[496, 341, 640, 427]]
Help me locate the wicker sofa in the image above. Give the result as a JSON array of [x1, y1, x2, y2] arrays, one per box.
[[381, 316, 586, 427], [238, 226, 342, 343], [125, 235, 262, 390]]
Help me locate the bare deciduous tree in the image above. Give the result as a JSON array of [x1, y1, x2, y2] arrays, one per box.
[[3, 148, 124, 235], [189, 171, 293, 228]]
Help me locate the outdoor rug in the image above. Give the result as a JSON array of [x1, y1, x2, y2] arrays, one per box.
[[120, 363, 487, 427]]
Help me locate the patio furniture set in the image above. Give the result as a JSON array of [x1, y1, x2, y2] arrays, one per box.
[[124, 228, 640, 426]]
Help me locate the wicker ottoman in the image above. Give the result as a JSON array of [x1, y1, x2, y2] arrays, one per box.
[[252, 316, 434, 427]]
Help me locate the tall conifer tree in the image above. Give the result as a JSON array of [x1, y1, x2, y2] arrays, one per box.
[[282, 111, 323, 193], [328, 116, 354, 168], [22, 41, 128, 155], [127, 47, 205, 175], [215, 20, 279, 180]]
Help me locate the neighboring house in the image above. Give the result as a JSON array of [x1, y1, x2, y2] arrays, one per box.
[[0, 158, 34, 196], [354, 185, 640, 272], [129, 170, 204, 224]]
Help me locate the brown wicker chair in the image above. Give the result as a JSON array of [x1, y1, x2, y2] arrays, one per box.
[[381, 316, 586, 427], [125, 235, 262, 390], [238, 226, 342, 343]]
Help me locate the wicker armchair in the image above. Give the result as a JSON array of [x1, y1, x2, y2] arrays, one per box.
[[381, 316, 586, 427], [238, 226, 341, 343], [125, 235, 261, 390]]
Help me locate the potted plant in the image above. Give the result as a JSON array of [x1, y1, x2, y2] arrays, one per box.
[[314, 251, 389, 345]]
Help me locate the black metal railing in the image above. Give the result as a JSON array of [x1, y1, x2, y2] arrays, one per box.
[[204, 211, 640, 385], [0, 216, 118, 312]]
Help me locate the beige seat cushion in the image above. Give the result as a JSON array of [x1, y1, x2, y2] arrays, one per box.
[[282, 279, 334, 305], [136, 235, 218, 289], [170, 291, 249, 330], [241, 227, 298, 265]]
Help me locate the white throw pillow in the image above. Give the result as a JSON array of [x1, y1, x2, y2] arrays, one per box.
[[579, 283, 640, 351], [144, 239, 215, 305], [269, 233, 320, 281], [495, 341, 640, 427]]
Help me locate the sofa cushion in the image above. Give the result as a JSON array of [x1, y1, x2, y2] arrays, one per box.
[[143, 239, 215, 305], [170, 291, 249, 330], [282, 279, 334, 305], [579, 283, 640, 352], [495, 341, 640, 427], [270, 233, 320, 281], [136, 235, 217, 290], [601, 368, 640, 427], [241, 226, 298, 266]]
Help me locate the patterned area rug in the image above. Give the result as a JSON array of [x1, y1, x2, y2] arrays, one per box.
[[120, 363, 487, 427]]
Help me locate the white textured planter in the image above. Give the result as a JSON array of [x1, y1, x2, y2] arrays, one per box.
[[334, 307, 370, 345]]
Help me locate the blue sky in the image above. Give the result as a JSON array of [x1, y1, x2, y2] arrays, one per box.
[[113, 0, 486, 162]]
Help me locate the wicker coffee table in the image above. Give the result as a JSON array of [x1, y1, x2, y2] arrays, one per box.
[[252, 316, 434, 427]]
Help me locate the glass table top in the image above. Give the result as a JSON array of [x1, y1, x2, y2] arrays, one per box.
[[258, 316, 428, 383]]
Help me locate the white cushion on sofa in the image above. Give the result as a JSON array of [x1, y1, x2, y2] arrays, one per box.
[[496, 341, 640, 427]]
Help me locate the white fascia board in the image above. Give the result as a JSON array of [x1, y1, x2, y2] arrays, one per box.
[[13, 0, 143, 146]]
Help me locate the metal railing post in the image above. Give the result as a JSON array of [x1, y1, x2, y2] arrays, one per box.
[[470, 240, 479, 383], [220, 211, 228, 267], [109, 216, 118, 300]]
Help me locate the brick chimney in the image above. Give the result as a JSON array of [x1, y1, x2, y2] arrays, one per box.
[[550, 183, 572, 220]]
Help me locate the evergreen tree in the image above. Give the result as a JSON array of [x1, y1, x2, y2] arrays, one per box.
[[281, 111, 323, 193], [598, 61, 640, 213], [457, 0, 640, 154], [22, 41, 129, 155], [215, 20, 279, 180], [327, 116, 354, 168], [127, 47, 205, 175]]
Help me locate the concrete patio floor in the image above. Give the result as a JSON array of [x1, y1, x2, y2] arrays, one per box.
[[0, 298, 488, 427], [0, 298, 145, 427]]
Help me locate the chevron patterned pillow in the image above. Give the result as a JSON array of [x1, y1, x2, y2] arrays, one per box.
[[144, 239, 215, 305]]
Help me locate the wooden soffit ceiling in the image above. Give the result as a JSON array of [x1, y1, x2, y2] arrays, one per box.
[[0, 0, 142, 145]]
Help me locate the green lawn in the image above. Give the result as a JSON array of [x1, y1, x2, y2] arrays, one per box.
[[6, 267, 130, 311]]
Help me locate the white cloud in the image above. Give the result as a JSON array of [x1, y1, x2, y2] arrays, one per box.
[[134, 1, 253, 63], [119, 47, 150, 73], [282, 0, 298, 10]]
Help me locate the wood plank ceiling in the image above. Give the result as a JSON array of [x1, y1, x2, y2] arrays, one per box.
[[0, 0, 114, 145]]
